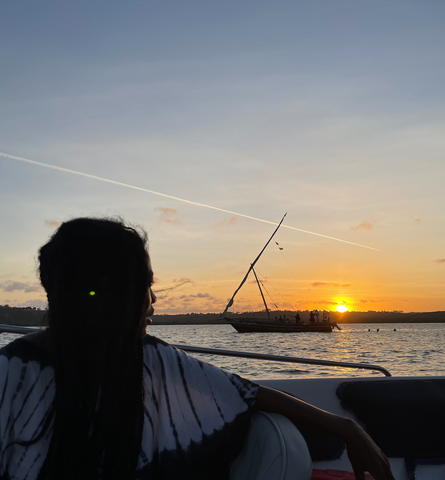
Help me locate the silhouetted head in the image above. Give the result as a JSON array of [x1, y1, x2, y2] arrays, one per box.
[[39, 217, 153, 344]]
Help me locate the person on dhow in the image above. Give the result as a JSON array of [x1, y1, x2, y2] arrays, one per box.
[[309, 310, 316, 323], [0, 218, 395, 480]]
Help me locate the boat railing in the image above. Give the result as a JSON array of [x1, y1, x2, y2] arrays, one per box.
[[0, 324, 391, 377]]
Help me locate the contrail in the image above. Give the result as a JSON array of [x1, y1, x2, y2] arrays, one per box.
[[0, 151, 379, 251]]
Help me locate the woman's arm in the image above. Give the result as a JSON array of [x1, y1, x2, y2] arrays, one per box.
[[254, 386, 395, 480]]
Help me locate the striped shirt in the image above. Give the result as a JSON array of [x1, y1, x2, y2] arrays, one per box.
[[0, 335, 258, 480]]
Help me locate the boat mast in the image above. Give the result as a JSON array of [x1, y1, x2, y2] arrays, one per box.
[[252, 267, 271, 320], [221, 213, 287, 317]]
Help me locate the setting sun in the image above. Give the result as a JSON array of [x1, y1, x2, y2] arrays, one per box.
[[336, 305, 349, 313]]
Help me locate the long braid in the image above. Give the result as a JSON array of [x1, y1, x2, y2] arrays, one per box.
[[36, 218, 150, 480]]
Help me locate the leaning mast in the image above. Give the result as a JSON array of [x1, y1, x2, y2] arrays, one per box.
[[221, 213, 287, 317]]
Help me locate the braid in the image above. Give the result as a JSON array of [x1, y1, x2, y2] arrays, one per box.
[[36, 218, 150, 480]]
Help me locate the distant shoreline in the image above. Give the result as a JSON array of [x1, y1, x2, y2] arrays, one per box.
[[150, 310, 445, 325], [1, 306, 443, 326]]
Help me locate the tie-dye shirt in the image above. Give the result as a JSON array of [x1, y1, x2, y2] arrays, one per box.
[[0, 335, 258, 480]]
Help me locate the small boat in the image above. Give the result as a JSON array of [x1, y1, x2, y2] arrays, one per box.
[[222, 214, 338, 333]]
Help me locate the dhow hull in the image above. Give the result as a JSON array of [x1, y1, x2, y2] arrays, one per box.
[[226, 318, 333, 333]]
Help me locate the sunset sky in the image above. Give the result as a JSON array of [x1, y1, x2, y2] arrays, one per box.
[[1, 1, 444, 314]]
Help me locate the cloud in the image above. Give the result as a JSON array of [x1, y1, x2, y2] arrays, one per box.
[[0, 281, 42, 293], [155, 207, 181, 225], [154, 278, 195, 299], [16, 299, 48, 309], [312, 300, 343, 306], [351, 220, 377, 231], [216, 216, 237, 226], [433, 258, 445, 264], [249, 278, 269, 284], [44, 220, 62, 228], [0, 273, 14, 279], [414, 218, 421, 225], [358, 298, 381, 303], [312, 282, 351, 287], [178, 292, 217, 300], [153, 290, 222, 313], [193, 292, 213, 299]]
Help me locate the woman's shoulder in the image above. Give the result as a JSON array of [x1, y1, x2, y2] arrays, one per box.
[[141, 333, 207, 376], [142, 334, 180, 364], [142, 333, 170, 349], [0, 335, 54, 368]]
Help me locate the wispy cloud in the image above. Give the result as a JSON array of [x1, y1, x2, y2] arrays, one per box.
[[195, 292, 214, 299], [155, 207, 181, 225], [0, 281, 41, 293], [249, 277, 269, 285], [0, 273, 14, 279], [351, 220, 377, 231], [180, 292, 216, 300], [433, 258, 445, 264], [154, 278, 195, 299], [155, 291, 221, 313], [312, 282, 351, 287], [312, 300, 345, 306], [358, 298, 382, 303], [16, 299, 47, 309], [44, 220, 62, 228], [216, 216, 237, 226]]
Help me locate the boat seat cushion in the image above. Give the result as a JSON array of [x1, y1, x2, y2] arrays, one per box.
[[337, 379, 445, 458], [294, 424, 345, 462], [230, 412, 313, 480]]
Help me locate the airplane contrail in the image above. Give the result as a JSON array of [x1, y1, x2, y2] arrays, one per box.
[[0, 151, 380, 251]]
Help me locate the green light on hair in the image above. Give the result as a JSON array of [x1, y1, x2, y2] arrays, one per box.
[[89, 291, 96, 296]]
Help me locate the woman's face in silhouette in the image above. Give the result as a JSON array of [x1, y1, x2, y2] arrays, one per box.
[[140, 256, 156, 337]]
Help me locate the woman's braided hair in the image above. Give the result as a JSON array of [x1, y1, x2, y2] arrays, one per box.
[[37, 217, 151, 480]]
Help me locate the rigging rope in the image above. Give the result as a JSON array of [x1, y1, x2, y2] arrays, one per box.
[[259, 279, 279, 310], [255, 267, 298, 312], [275, 241, 306, 304]]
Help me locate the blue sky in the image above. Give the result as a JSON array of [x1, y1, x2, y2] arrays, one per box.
[[1, 1, 444, 313]]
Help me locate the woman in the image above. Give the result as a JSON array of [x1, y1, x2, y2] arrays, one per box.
[[0, 218, 394, 480]]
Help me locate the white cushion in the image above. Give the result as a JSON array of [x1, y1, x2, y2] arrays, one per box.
[[230, 412, 313, 480]]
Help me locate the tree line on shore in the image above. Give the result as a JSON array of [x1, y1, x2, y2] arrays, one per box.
[[0, 305, 444, 326]]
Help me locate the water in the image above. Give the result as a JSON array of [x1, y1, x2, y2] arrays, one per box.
[[1, 323, 444, 380]]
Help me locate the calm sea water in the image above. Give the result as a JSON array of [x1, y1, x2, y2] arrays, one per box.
[[1, 323, 444, 379]]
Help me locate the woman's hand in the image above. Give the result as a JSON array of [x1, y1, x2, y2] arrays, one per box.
[[342, 419, 395, 480]]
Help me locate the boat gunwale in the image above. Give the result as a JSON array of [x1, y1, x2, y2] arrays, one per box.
[[0, 323, 390, 376]]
